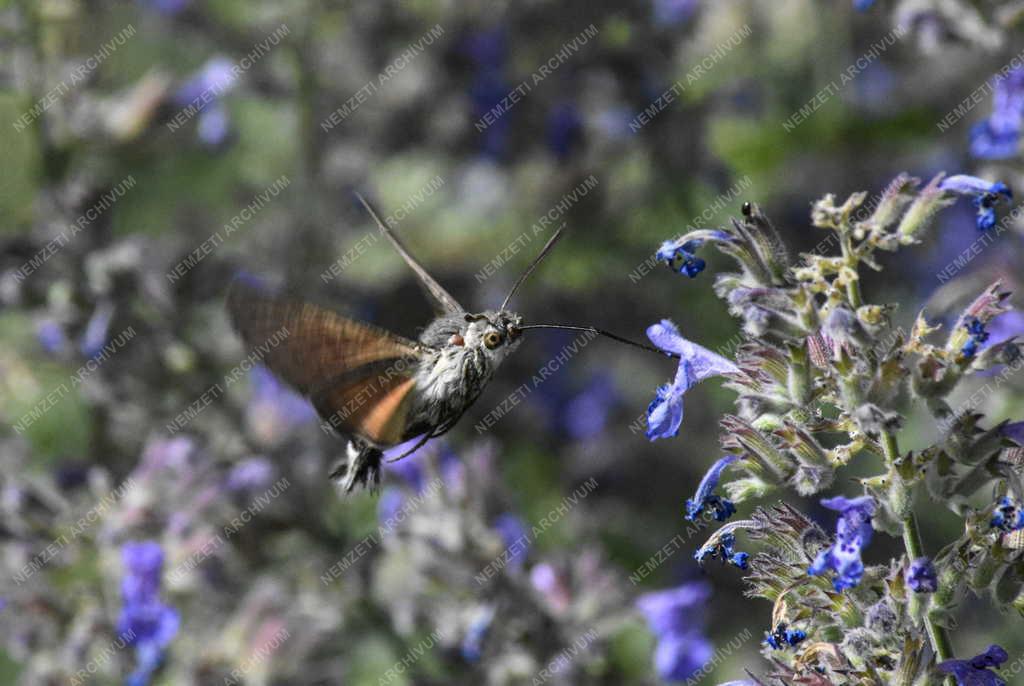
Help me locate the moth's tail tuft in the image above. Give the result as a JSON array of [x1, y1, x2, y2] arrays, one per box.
[[330, 441, 382, 494]]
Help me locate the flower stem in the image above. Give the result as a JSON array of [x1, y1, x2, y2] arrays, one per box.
[[880, 429, 955, 670]]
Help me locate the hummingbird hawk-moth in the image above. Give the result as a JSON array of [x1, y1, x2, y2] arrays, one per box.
[[227, 193, 674, 492]]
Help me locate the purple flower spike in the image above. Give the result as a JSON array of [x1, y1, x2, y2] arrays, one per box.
[[685, 455, 739, 522], [939, 175, 1013, 231], [808, 495, 875, 591], [118, 541, 179, 686], [937, 645, 1008, 686], [644, 320, 739, 441], [907, 557, 938, 593], [636, 583, 713, 682]]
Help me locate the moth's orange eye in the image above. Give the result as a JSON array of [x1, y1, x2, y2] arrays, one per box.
[[484, 331, 502, 349]]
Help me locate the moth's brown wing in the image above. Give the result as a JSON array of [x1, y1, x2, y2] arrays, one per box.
[[226, 278, 422, 396], [312, 363, 419, 446]]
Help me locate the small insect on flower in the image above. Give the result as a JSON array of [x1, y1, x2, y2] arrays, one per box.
[[938, 175, 1013, 231], [989, 496, 1024, 532], [807, 495, 875, 592], [937, 644, 1009, 686], [685, 455, 740, 522], [694, 531, 749, 569], [644, 320, 739, 441], [906, 557, 938, 593], [764, 622, 807, 650]]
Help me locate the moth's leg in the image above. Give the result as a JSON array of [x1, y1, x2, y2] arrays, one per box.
[[329, 439, 383, 493]]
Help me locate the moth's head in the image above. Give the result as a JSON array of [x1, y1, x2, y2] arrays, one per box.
[[461, 310, 523, 364]]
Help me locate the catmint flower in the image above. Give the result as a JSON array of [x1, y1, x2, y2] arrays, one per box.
[[36, 320, 68, 355], [645, 320, 739, 441], [493, 513, 529, 569], [907, 557, 938, 593], [636, 583, 714, 682], [694, 532, 749, 569], [938, 175, 1013, 231], [118, 541, 179, 686], [685, 455, 739, 522], [807, 495, 875, 591], [80, 302, 114, 359], [990, 496, 1024, 532], [961, 317, 990, 358], [937, 645, 1009, 686], [764, 622, 807, 649], [970, 69, 1024, 160], [656, 239, 707, 278]]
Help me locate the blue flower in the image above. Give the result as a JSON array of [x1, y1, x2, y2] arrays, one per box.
[[173, 57, 238, 147], [562, 374, 618, 441], [656, 239, 707, 278], [907, 557, 938, 593], [807, 495, 875, 591], [694, 532, 748, 569], [961, 317, 990, 358], [1002, 421, 1024, 446], [652, 0, 699, 27], [970, 69, 1024, 160], [118, 541, 179, 686], [377, 487, 405, 524], [685, 455, 739, 522], [853, 0, 875, 10], [937, 645, 1008, 686], [939, 175, 1013, 231], [644, 320, 739, 441], [80, 302, 114, 359], [636, 583, 713, 682], [990, 496, 1024, 532], [764, 623, 807, 650], [225, 456, 275, 493], [493, 513, 529, 569], [461, 605, 494, 662], [36, 320, 68, 355], [545, 102, 583, 161]]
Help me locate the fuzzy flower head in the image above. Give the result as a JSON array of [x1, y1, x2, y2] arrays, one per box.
[[907, 557, 938, 593], [970, 69, 1024, 160], [808, 495, 875, 591], [685, 455, 739, 522], [990, 496, 1024, 532], [937, 645, 1008, 686], [939, 175, 1013, 231], [644, 320, 739, 441]]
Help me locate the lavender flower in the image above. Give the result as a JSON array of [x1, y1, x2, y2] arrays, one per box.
[[493, 513, 529, 569], [118, 542, 179, 686], [685, 455, 739, 522], [937, 645, 1008, 686], [970, 69, 1024, 160], [645, 320, 739, 440], [907, 557, 938, 593], [990, 496, 1024, 532], [173, 57, 238, 147], [80, 302, 114, 359], [807, 495, 875, 591], [36, 320, 68, 355], [377, 487, 405, 524], [225, 456, 275, 493], [938, 175, 1012, 231], [636, 583, 714, 682], [245, 365, 316, 445]]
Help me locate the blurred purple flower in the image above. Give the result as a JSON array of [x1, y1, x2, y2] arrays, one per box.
[[377, 487, 405, 524], [636, 582, 713, 681], [140, 436, 196, 474], [530, 562, 571, 612], [937, 645, 1008, 686], [1002, 421, 1024, 446], [225, 456, 275, 492], [854, 0, 875, 10], [939, 175, 1012, 231], [118, 541, 179, 686], [36, 319, 68, 355], [493, 513, 529, 569], [987, 311, 1024, 346], [685, 455, 739, 522], [808, 495, 875, 591], [174, 57, 238, 148], [545, 102, 583, 161], [563, 374, 618, 441], [138, 0, 190, 15], [644, 320, 739, 440], [652, 0, 699, 26], [464, 28, 511, 158], [970, 69, 1024, 160], [990, 496, 1024, 532], [461, 605, 494, 662], [245, 365, 316, 445], [382, 437, 431, 490], [80, 302, 114, 359], [907, 557, 938, 593]]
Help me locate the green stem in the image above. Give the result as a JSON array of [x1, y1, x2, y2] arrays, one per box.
[[880, 430, 955, 670]]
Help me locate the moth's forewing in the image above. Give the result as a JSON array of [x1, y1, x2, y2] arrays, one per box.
[[226, 279, 422, 445]]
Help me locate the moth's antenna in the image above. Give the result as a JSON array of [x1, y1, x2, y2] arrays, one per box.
[[517, 323, 681, 359], [499, 222, 567, 311]]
